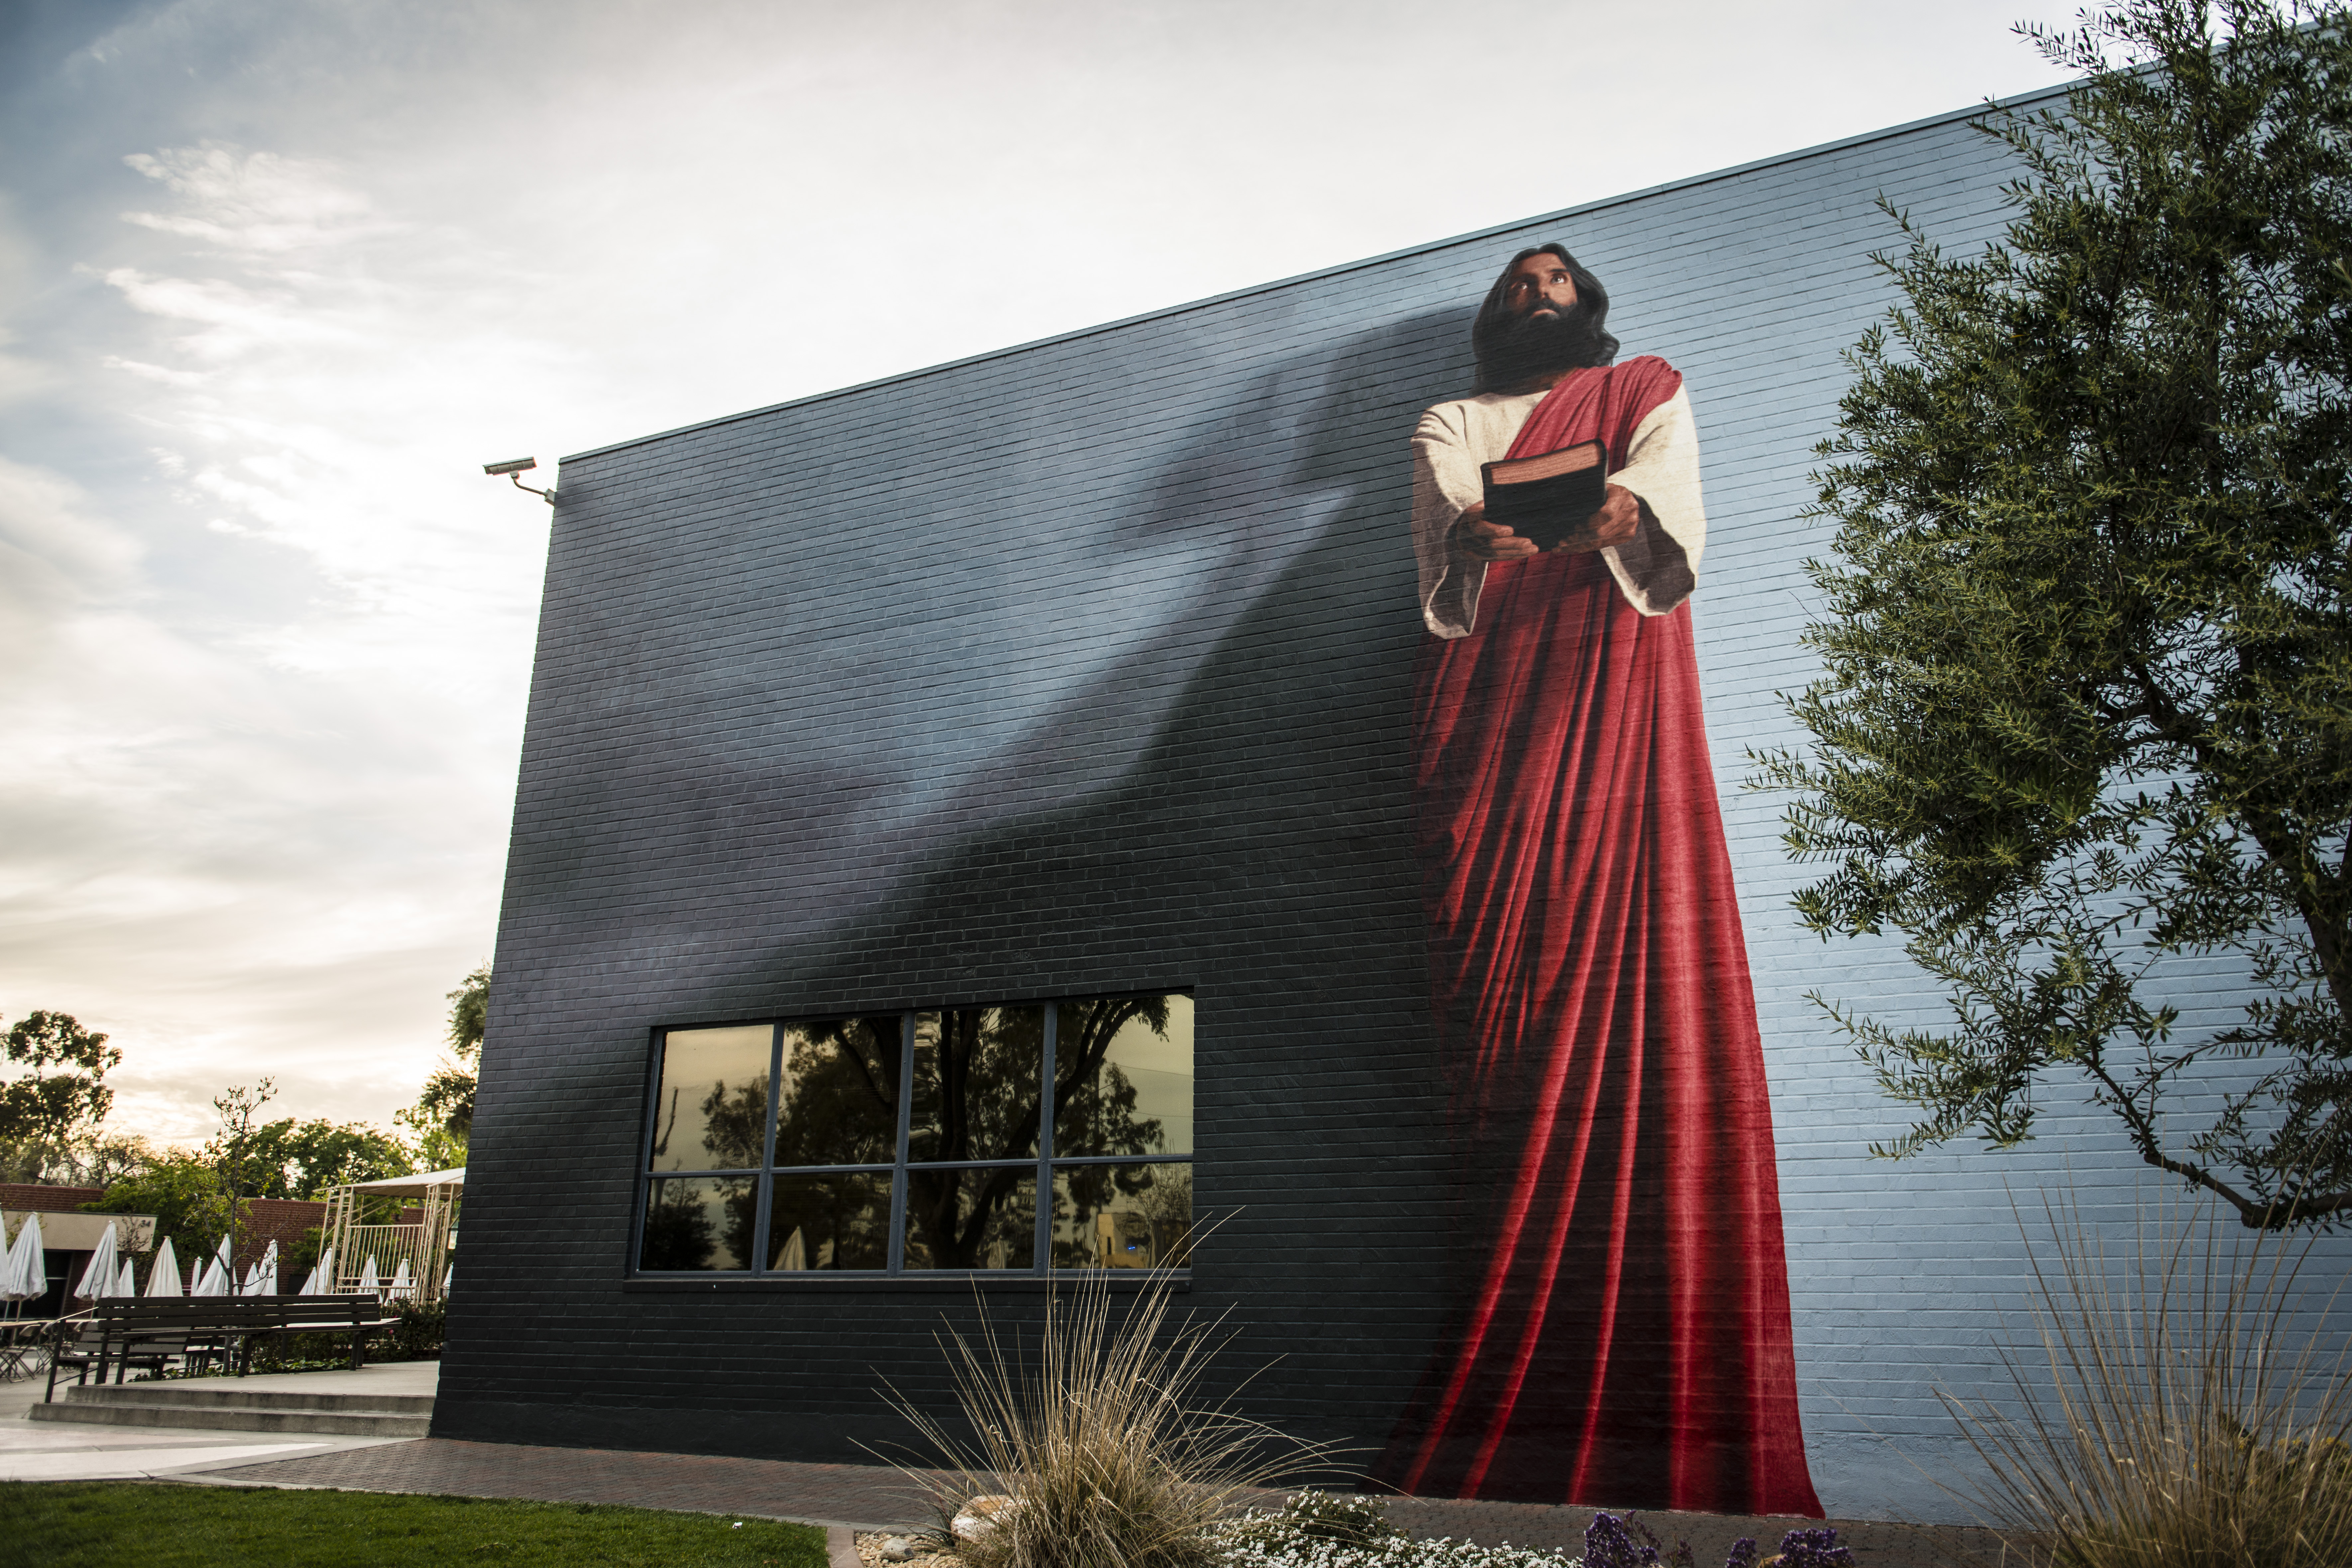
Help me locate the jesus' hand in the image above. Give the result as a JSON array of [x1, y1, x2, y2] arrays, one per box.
[[1454, 484, 1644, 561], [1577, 484, 1641, 551], [1453, 502, 1540, 561]]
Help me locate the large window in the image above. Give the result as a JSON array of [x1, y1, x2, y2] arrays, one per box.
[[636, 994, 1192, 1276]]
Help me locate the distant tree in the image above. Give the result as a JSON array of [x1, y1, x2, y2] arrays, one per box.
[[86, 1153, 231, 1266], [204, 1080, 277, 1264], [74, 1132, 160, 1187], [398, 962, 487, 1165], [0, 1010, 122, 1178], [1757, 0, 2352, 1228], [239, 1119, 413, 1198]]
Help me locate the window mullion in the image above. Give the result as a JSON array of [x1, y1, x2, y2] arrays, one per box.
[[1035, 1001, 1056, 1274], [888, 1011, 915, 1274], [751, 1022, 783, 1277]]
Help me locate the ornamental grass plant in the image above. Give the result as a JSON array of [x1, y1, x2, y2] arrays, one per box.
[[1945, 1195, 2352, 1568], [881, 1266, 1341, 1568]]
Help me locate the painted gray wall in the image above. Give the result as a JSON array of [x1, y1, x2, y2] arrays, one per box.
[[448, 87, 2351, 1524]]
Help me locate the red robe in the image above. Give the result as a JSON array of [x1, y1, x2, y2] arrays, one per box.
[[1378, 363, 1823, 1517]]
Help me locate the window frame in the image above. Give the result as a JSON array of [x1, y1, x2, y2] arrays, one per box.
[[629, 994, 1193, 1280]]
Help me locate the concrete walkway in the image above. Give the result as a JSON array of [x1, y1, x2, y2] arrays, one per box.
[[177, 1434, 2020, 1567], [0, 1360, 427, 1482], [9, 1360, 2020, 1565]]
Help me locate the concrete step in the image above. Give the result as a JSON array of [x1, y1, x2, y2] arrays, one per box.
[[59, 1383, 435, 1415], [26, 1379, 433, 1437], [27, 1400, 430, 1438]]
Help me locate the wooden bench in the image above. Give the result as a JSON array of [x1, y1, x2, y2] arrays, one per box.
[[229, 1294, 397, 1374], [42, 1293, 396, 1399], [45, 1305, 195, 1397]]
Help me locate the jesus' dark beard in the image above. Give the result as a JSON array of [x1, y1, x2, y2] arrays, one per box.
[[1478, 307, 1614, 392]]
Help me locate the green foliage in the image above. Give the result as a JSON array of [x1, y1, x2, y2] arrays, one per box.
[[447, 961, 490, 1058], [3, 1482, 828, 1568], [2, 1129, 157, 1187], [234, 1303, 439, 1372], [0, 1010, 121, 1166], [395, 961, 489, 1160], [386, 1298, 447, 1358], [87, 1153, 233, 1260], [235, 1117, 414, 1199], [87, 1103, 410, 1264], [205, 1080, 279, 1205], [1758, 0, 2352, 1227]]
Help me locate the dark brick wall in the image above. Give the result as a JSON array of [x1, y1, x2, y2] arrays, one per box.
[[443, 94, 2352, 1521], [0, 1183, 104, 1212]]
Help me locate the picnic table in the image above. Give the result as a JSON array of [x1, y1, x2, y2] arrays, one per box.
[[42, 1293, 397, 1400]]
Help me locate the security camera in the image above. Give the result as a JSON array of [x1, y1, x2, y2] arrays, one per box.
[[482, 456, 555, 504]]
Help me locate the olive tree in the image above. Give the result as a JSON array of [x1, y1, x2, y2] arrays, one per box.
[[1758, 0, 2352, 1226]]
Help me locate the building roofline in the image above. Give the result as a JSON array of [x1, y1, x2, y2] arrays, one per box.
[[562, 81, 2071, 465]]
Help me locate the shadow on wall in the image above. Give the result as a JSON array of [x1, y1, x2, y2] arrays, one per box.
[[752, 306, 1481, 1002], [715, 308, 1480, 1449], [460, 305, 1488, 1464]]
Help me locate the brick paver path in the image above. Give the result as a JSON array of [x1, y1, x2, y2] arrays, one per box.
[[179, 1440, 2025, 1568]]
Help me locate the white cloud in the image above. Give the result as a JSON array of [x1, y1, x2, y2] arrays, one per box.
[[0, 0, 2088, 1142]]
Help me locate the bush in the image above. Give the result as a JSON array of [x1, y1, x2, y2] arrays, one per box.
[[386, 1299, 445, 1359], [1210, 1502, 1814, 1568], [882, 1271, 1338, 1568], [1212, 1496, 1570, 1568], [1947, 1195, 2352, 1567], [1216, 1494, 1402, 1552], [1209, 1528, 1578, 1568]]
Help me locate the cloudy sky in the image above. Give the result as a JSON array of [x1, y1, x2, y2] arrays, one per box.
[[0, 0, 2082, 1146]]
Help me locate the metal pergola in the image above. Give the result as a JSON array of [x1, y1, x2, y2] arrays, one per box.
[[320, 1166, 463, 1302]]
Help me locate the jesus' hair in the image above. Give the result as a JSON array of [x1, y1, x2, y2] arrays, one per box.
[[1472, 244, 1620, 393]]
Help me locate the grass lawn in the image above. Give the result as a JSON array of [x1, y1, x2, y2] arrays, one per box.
[[0, 1482, 835, 1568]]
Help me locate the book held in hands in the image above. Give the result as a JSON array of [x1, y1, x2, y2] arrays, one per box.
[[1480, 439, 1606, 551]]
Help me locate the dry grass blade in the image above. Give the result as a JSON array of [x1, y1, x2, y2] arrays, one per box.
[[1941, 1190, 2352, 1568], [875, 1262, 1344, 1568]]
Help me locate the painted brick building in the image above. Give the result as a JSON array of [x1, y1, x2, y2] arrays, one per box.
[[438, 87, 2352, 1523]]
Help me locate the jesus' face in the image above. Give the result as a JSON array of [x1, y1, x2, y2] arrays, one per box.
[[1501, 255, 1579, 322]]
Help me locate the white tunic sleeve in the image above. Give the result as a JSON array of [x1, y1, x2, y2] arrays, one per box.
[[1598, 386, 1705, 617], [1410, 403, 1490, 640], [1410, 381, 1707, 637]]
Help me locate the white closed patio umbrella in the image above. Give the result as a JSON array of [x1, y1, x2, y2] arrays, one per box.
[[191, 1235, 231, 1297], [239, 1260, 261, 1295], [146, 1238, 184, 1296], [387, 1259, 413, 1299], [255, 1240, 279, 1295], [73, 1221, 120, 1301], [113, 1258, 137, 1297], [1, 1214, 45, 1304], [357, 1256, 380, 1295], [297, 1247, 334, 1295]]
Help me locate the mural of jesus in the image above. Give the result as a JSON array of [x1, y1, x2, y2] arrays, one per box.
[[1377, 246, 1823, 1517]]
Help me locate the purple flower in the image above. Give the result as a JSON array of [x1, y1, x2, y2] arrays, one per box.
[[1581, 1512, 1694, 1568], [1772, 1527, 1853, 1568], [1721, 1539, 1758, 1568], [1582, 1513, 1659, 1568]]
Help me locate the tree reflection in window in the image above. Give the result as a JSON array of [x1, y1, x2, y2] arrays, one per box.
[[773, 1017, 899, 1168], [641, 1176, 755, 1271], [1054, 995, 1189, 1158], [637, 995, 1192, 1276], [647, 1025, 769, 1173]]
